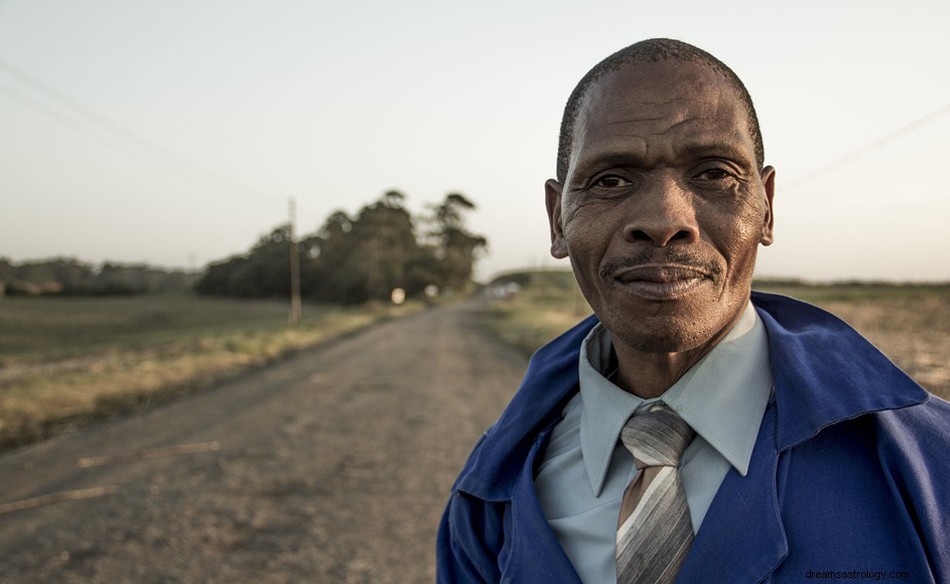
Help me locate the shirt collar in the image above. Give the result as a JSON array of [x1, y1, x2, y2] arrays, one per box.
[[578, 302, 773, 496]]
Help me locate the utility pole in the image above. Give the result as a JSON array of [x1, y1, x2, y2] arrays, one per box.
[[288, 196, 302, 327]]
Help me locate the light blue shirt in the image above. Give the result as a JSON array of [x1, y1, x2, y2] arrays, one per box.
[[534, 302, 773, 584]]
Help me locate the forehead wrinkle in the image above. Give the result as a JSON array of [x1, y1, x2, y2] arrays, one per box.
[[606, 116, 668, 125], [641, 116, 701, 136], [594, 98, 703, 132], [593, 112, 694, 136], [597, 96, 693, 120]]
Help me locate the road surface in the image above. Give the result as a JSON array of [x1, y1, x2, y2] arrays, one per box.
[[0, 300, 529, 583]]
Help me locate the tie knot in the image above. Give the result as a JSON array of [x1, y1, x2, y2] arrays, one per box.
[[620, 404, 694, 468]]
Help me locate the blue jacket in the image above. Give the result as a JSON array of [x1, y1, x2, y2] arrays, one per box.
[[437, 292, 950, 583]]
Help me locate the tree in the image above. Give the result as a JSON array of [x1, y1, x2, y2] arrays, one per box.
[[304, 210, 357, 302], [428, 193, 488, 292], [347, 190, 420, 301], [308, 191, 422, 304]]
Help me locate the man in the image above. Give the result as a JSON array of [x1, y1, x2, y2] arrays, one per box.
[[437, 39, 949, 583]]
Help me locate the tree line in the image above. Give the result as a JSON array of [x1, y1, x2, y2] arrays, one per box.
[[0, 258, 195, 296], [194, 190, 487, 304]]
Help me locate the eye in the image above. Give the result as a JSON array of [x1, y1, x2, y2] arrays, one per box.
[[593, 174, 632, 189], [695, 168, 733, 181], [692, 165, 740, 191]]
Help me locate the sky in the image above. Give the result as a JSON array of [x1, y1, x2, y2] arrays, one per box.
[[1, 0, 948, 283]]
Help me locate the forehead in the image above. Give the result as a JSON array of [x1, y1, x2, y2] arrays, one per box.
[[571, 60, 755, 168]]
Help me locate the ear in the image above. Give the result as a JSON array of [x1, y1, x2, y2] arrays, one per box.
[[759, 166, 776, 246], [545, 179, 569, 258]]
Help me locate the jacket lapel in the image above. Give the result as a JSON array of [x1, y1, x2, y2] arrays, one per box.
[[502, 423, 584, 584], [677, 402, 787, 583]]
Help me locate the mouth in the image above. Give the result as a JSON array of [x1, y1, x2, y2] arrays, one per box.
[[609, 264, 712, 300]]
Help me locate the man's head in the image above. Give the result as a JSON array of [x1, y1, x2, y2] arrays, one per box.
[[545, 38, 775, 360]]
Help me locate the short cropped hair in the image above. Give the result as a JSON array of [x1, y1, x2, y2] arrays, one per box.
[[556, 38, 765, 183]]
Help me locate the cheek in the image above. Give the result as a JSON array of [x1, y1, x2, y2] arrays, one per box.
[[703, 197, 767, 256], [562, 220, 612, 293], [721, 220, 761, 250], [562, 201, 623, 251], [562, 212, 602, 259]]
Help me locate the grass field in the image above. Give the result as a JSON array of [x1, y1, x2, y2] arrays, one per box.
[[0, 294, 423, 449], [487, 270, 950, 401]]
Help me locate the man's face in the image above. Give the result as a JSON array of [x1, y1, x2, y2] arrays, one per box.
[[546, 60, 775, 354]]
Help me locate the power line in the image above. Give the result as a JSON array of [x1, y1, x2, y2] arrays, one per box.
[[0, 81, 197, 180], [784, 101, 950, 191], [0, 58, 282, 204]]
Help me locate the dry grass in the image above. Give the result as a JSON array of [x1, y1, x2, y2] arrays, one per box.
[[0, 295, 424, 449], [486, 271, 593, 353], [487, 271, 950, 401]]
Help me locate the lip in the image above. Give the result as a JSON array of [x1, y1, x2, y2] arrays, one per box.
[[609, 264, 711, 300]]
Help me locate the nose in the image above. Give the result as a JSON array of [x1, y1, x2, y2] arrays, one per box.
[[622, 176, 699, 247]]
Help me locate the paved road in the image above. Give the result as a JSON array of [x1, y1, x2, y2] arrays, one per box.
[[0, 300, 528, 583]]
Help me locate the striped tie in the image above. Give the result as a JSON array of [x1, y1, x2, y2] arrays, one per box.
[[616, 403, 695, 584]]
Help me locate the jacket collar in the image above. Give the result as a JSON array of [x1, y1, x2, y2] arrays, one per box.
[[455, 291, 929, 501], [750, 292, 928, 451]]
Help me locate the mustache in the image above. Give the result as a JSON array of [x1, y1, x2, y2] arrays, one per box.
[[598, 248, 723, 280]]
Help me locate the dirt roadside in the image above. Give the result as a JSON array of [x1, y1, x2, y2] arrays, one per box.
[[0, 300, 527, 584]]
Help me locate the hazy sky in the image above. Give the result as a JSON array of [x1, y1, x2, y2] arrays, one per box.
[[1, 0, 948, 282]]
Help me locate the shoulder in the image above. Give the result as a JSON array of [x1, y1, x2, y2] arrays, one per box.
[[874, 394, 950, 476], [450, 314, 598, 499]]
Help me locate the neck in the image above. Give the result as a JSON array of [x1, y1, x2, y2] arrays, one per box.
[[611, 345, 708, 399], [610, 314, 743, 400]]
